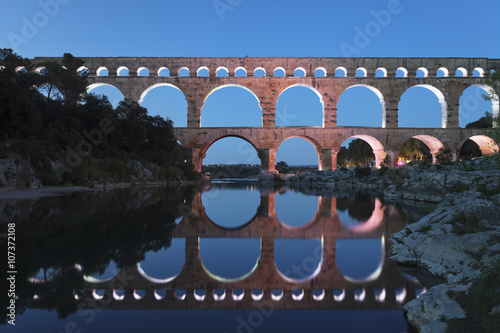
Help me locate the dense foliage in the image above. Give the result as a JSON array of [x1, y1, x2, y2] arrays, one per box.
[[0, 49, 196, 185]]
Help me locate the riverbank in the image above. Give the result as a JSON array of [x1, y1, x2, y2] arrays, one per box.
[[281, 158, 500, 332]]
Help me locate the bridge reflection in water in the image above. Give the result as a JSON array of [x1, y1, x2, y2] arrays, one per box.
[[37, 186, 426, 312]]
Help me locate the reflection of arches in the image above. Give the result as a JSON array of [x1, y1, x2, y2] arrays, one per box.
[[338, 198, 385, 233], [275, 192, 319, 228], [336, 237, 384, 283], [337, 84, 386, 127], [275, 238, 323, 283], [399, 85, 448, 128], [276, 84, 325, 127], [137, 238, 185, 282], [202, 85, 262, 127], [199, 238, 261, 282], [463, 135, 499, 156]]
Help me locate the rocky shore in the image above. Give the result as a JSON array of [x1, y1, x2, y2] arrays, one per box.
[[278, 158, 500, 332]]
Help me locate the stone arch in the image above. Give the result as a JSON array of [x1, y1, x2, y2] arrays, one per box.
[[117, 66, 129, 76], [137, 67, 149, 76], [77, 66, 89, 76], [294, 67, 306, 77], [197, 66, 209, 77], [97, 66, 109, 76], [202, 134, 260, 162], [276, 135, 323, 168], [234, 66, 247, 77], [461, 135, 498, 156], [338, 84, 386, 127], [407, 135, 445, 164], [335, 66, 347, 77], [400, 84, 448, 128], [356, 67, 367, 77], [178, 66, 190, 77], [274, 67, 286, 77], [342, 134, 386, 168], [254, 67, 266, 77], [315, 67, 327, 77], [473, 67, 485, 77], [139, 83, 186, 104], [86, 83, 125, 108], [158, 66, 170, 76], [375, 67, 387, 77], [396, 67, 408, 78], [139, 83, 188, 127], [203, 84, 261, 110], [459, 84, 499, 128], [15, 66, 27, 73], [35, 66, 47, 75], [456, 67, 468, 77], [437, 67, 449, 77], [276, 84, 325, 127], [416, 67, 429, 78], [216, 66, 229, 77]]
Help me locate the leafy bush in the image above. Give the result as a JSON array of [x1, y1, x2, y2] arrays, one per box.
[[435, 147, 453, 164], [354, 166, 371, 178]]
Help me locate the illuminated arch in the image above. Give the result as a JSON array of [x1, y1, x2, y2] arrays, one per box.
[[294, 67, 306, 77], [375, 67, 387, 77], [86, 83, 125, 108], [347, 135, 386, 168], [178, 66, 190, 76], [356, 67, 367, 77], [456, 67, 468, 77], [139, 83, 186, 104], [416, 67, 429, 78], [462, 135, 498, 156], [277, 83, 325, 126], [254, 67, 266, 77], [97, 66, 109, 76], [202, 134, 259, 157], [408, 135, 445, 163], [77, 66, 89, 76], [158, 67, 170, 76], [137, 66, 149, 76], [117, 66, 129, 76], [203, 84, 261, 110], [216, 66, 229, 77], [402, 84, 448, 128], [460, 84, 499, 128], [274, 67, 286, 77], [275, 187, 320, 228], [396, 67, 408, 78], [473, 67, 485, 77], [335, 66, 347, 77], [137, 238, 185, 283], [338, 198, 385, 233], [35, 66, 47, 75], [437, 67, 449, 77], [234, 66, 247, 77], [339, 84, 386, 127], [315, 67, 327, 77], [336, 236, 385, 283], [199, 238, 261, 283], [197, 66, 209, 77], [275, 238, 323, 283]]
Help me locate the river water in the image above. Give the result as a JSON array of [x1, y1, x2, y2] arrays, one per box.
[[0, 183, 433, 333]]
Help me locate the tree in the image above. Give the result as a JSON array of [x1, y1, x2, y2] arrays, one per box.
[[347, 139, 374, 166], [465, 111, 493, 129], [435, 147, 453, 164], [400, 138, 430, 161], [276, 161, 289, 173]]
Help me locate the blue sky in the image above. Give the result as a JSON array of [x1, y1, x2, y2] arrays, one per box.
[[1, 0, 498, 166]]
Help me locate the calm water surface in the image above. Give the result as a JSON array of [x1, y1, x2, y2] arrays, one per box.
[[0, 184, 429, 333]]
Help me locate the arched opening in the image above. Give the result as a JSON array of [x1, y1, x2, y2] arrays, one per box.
[[216, 67, 229, 77], [274, 67, 286, 77], [294, 67, 306, 77], [202, 136, 260, 170], [275, 137, 319, 169], [336, 238, 384, 282], [15, 66, 27, 73], [337, 197, 385, 233], [355, 67, 367, 77], [197, 66, 209, 77], [335, 66, 347, 77], [337, 85, 386, 127], [137, 67, 149, 77], [337, 137, 378, 168], [97, 66, 109, 76], [178, 67, 190, 77], [276, 84, 324, 127], [375, 67, 387, 78], [235, 67, 247, 77], [437, 67, 449, 77], [315, 67, 326, 77], [84, 260, 120, 282], [254, 67, 266, 77], [202, 185, 260, 228], [459, 85, 499, 128], [158, 67, 170, 77], [398, 85, 447, 128], [35, 66, 47, 75], [117, 66, 129, 76], [275, 238, 322, 282], [456, 67, 468, 77], [275, 191, 319, 227], [199, 238, 261, 282], [405, 135, 445, 164], [138, 238, 185, 282], [462, 135, 499, 158], [398, 138, 432, 166], [459, 139, 482, 160], [201, 85, 262, 127], [473, 67, 485, 77], [416, 67, 428, 78], [395, 67, 408, 78], [139, 83, 188, 127], [77, 66, 89, 76], [86, 83, 125, 108]]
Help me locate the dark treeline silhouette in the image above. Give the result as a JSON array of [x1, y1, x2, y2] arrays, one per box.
[[0, 49, 197, 185]]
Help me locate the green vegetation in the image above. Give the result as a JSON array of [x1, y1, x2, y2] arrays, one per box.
[[201, 164, 261, 179], [399, 138, 431, 161], [435, 147, 454, 164], [337, 139, 375, 167], [0, 49, 197, 185]]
